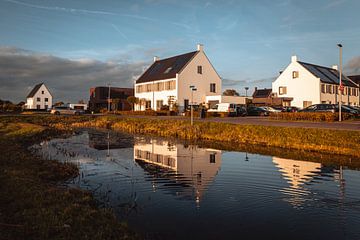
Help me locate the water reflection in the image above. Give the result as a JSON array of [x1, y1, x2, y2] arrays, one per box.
[[273, 157, 345, 208], [134, 138, 222, 205]]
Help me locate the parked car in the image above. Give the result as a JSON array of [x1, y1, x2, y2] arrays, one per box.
[[299, 104, 336, 113], [208, 103, 237, 116], [235, 105, 247, 117], [334, 105, 359, 116], [247, 106, 270, 116], [282, 106, 299, 112], [50, 106, 85, 115], [259, 106, 281, 113]]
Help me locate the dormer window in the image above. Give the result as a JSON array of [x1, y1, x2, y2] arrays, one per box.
[[197, 65, 202, 74], [292, 71, 299, 78], [41, 91, 44, 94], [164, 67, 172, 74]]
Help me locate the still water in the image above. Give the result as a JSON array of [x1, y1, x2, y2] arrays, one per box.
[[32, 129, 360, 239]]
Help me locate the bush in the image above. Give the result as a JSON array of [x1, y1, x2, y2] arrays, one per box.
[[270, 112, 353, 122]]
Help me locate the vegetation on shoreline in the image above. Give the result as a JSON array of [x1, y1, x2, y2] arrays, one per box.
[[270, 112, 354, 122], [0, 117, 137, 240], [73, 116, 360, 158]]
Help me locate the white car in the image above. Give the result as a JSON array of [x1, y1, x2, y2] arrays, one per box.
[[208, 103, 237, 115]]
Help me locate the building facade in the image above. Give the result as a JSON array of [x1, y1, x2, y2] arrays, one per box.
[[134, 44, 222, 111], [272, 56, 359, 108], [25, 83, 53, 110], [89, 87, 134, 111]]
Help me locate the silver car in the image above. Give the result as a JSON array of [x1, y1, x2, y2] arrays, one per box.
[[50, 106, 84, 115]]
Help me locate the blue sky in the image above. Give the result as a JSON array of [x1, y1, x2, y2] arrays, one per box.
[[1, 0, 360, 102]]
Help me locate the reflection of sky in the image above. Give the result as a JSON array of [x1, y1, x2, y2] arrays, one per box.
[[32, 130, 360, 239]]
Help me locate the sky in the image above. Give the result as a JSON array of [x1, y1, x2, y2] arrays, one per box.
[[1, 0, 360, 103]]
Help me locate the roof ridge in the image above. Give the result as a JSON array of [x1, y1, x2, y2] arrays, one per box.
[[156, 50, 198, 62], [298, 61, 335, 70]]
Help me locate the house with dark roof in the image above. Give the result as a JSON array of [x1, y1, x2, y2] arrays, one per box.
[[272, 56, 359, 108], [134, 44, 222, 111], [25, 83, 53, 110], [251, 87, 293, 106]]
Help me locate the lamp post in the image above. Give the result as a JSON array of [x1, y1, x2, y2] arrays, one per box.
[[190, 85, 197, 126], [108, 83, 111, 113], [245, 87, 249, 97], [338, 44, 343, 122]]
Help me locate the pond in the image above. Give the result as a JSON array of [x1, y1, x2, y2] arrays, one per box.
[[31, 129, 360, 240]]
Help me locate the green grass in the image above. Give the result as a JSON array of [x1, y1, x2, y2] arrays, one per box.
[[0, 118, 137, 240]]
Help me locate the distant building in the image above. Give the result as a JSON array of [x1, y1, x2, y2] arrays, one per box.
[[89, 87, 134, 111], [251, 87, 292, 106], [25, 83, 53, 110], [134, 44, 222, 111], [272, 56, 359, 108]]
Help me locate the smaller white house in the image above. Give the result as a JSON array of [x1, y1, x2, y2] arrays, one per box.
[[272, 56, 359, 108], [25, 83, 53, 110]]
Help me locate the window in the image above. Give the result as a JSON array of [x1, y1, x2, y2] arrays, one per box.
[[36, 105, 40, 109], [279, 86, 287, 95], [156, 100, 163, 110], [184, 99, 189, 110], [164, 80, 176, 90], [145, 100, 151, 109], [41, 91, 44, 94], [37, 97, 41, 102], [209, 153, 216, 163], [45, 98, 48, 102], [164, 67, 172, 74], [303, 101, 312, 108], [321, 84, 326, 93], [292, 71, 299, 78], [146, 84, 152, 92], [44, 105, 48, 109], [210, 83, 216, 93], [197, 65, 202, 74], [326, 85, 332, 94]]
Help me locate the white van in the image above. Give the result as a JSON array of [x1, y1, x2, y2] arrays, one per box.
[[208, 103, 237, 114]]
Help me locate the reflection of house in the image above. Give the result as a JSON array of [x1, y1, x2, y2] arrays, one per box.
[[134, 138, 221, 202], [251, 87, 292, 106], [89, 87, 134, 111], [272, 56, 359, 108], [25, 83, 53, 110], [88, 130, 134, 150], [134, 44, 222, 111]]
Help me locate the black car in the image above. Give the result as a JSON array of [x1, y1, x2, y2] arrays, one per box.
[[236, 105, 247, 117], [300, 104, 336, 113], [247, 106, 269, 116], [282, 106, 299, 112]]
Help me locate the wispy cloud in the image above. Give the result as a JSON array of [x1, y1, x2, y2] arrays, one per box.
[[110, 24, 128, 40], [324, 0, 347, 9], [345, 56, 360, 75]]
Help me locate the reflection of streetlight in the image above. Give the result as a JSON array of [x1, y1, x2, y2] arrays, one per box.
[[245, 87, 249, 97], [337, 44, 343, 122], [245, 152, 249, 161], [107, 83, 111, 113], [190, 86, 197, 126]]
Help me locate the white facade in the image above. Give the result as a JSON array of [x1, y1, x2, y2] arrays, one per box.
[[26, 83, 53, 110], [272, 56, 359, 108], [135, 45, 222, 111]]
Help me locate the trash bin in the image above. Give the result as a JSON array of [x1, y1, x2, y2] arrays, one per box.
[[200, 108, 206, 119]]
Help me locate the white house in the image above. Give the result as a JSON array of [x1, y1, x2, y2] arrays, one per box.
[[272, 56, 359, 108], [25, 83, 53, 110], [134, 44, 222, 111]]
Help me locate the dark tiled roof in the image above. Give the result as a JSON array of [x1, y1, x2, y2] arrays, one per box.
[[298, 62, 358, 87], [348, 75, 360, 86], [136, 51, 198, 84], [26, 83, 43, 98], [253, 88, 272, 98]]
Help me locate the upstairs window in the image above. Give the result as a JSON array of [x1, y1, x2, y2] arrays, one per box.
[[41, 91, 44, 94], [210, 83, 216, 93], [197, 65, 202, 74], [321, 84, 326, 93], [292, 71, 299, 78], [325, 85, 333, 94], [45, 98, 49, 102], [37, 97, 41, 102], [164, 67, 172, 74], [279, 86, 287, 95]]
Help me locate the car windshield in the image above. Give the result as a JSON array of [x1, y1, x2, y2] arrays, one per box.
[[211, 105, 218, 110]]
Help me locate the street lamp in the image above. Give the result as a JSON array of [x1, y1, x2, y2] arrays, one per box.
[[245, 87, 249, 97], [337, 44, 343, 122], [108, 83, 111, 113], [190, 85, 197, 126]]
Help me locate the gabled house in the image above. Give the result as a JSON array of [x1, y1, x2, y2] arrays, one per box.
[[25, 83, 53, 110], [89, 87, 133, 111], [134, 44, 222, 111], [272, 56, 359, 108], [251, 87, 292, 106]]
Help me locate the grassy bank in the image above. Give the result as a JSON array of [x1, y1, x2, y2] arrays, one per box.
[[0, 118, 137, 240], [73, 116, 360, 158]]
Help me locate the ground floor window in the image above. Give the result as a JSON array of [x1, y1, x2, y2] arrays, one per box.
[[36, 105, 41, 109], [156, 100, 163, 110], [145, 100, 151, 109], [303, 101, 312, 108], [184, 99, 189, 111]]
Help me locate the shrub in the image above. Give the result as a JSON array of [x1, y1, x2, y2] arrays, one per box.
[[270, 112, 353, 122]]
